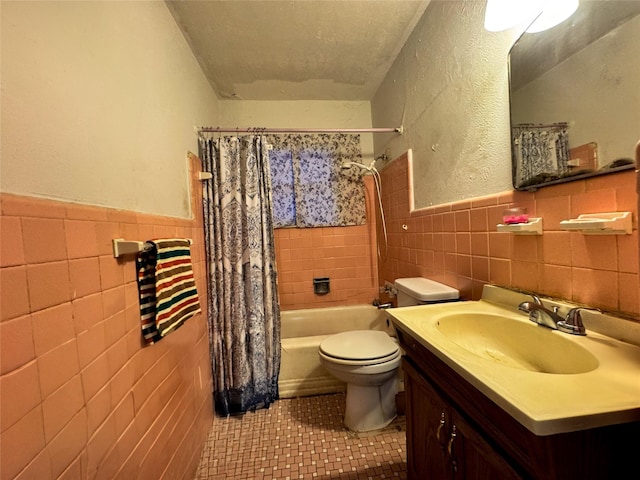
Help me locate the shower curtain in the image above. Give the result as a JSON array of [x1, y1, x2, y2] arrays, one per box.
[[512, 123, 570, 188], [266, 133, 366, 228], [199, 135, 281, 416]]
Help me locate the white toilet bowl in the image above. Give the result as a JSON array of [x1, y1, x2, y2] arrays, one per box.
[[319, 330, 401, 432]]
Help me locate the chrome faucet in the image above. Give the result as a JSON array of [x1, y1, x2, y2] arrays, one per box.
[[518, 295, 590, 336], [518, 295, 563, 330], [373, 299, 394, 309], [558, 307, 590, 336]]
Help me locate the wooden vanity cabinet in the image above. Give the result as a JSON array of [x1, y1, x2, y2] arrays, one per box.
[[404, 358, 449, 478], [397, 327, 640, 480], [404, 359, 522, 480]]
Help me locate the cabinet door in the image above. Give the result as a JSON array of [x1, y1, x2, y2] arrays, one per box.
[[451, 411, 522, 480], [404, 359, 451, 480]]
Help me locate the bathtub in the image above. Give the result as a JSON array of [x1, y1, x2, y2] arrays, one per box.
[[278, 305, 395, 399]]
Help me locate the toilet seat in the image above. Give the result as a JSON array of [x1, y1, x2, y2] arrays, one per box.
[[319, 331, 400, 365], [319, 349, 400, 367]]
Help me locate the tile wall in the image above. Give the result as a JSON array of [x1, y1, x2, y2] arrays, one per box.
[[275, 177, 379, 310], [378, 153, 639, 319], [0, 155, 213, 479], [2, 146, 636, 479]]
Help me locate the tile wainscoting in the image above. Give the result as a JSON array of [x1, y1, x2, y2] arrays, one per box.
[[0, 155, 213, 479], [378, 153, 639, 320]]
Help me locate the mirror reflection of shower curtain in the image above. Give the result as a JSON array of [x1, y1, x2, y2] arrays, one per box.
[[512, 123, 570, 188], [199, 135, 281, 416]]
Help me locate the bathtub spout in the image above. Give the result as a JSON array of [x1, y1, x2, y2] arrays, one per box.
[[373, 299, 393, 309]]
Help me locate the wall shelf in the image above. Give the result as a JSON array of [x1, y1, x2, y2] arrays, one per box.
[[496, 217, 542, 235], [559, 212, 632, 235], [112, 238, 193, 258]]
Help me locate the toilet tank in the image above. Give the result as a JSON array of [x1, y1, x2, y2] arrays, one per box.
[[394, 277, 459, 307]]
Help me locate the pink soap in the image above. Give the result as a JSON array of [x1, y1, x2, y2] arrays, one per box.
[[502, 208, 529, 224]]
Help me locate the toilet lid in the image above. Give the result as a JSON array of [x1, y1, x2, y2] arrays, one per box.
[[319, 331, 399, 361]]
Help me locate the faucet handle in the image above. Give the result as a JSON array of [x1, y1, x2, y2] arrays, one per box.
[[557, 307, 597, 336], [568, 306, 600, 320]]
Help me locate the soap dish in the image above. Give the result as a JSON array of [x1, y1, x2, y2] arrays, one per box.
[[497, 217, 542, 235], [559, 212, 632, 235]]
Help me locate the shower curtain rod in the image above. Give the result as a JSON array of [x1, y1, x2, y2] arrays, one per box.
[[196, 126, 403, 135], [513, 122, 569, 129]]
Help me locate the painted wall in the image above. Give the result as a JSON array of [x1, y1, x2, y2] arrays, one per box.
[[219, 100, 375, 162], [369, 1, 639, 320], [371, 0, 522, 209], [0, 1, 220, 218], [0, 2, 218, 479]]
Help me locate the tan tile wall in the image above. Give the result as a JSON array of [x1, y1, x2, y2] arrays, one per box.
[[379, 153, 640, 319], [0, 156, 213, 479], [276, 176, 379, 310], [4, 148, 634, 479]]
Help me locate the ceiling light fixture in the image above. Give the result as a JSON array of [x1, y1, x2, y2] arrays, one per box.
[[484, 0, 579, 33]]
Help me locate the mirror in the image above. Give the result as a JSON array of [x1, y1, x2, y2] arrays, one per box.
[[508, 1, 640, 190]]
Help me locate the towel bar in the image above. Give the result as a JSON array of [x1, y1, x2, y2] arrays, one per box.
[[112, 238, 193, 258], [112, 239, 145, 258]]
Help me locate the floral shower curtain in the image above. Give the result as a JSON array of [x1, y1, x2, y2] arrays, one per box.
[[199, 135, 281, 416], [512, 123, 570, 188], [266, 133, 366, 227]]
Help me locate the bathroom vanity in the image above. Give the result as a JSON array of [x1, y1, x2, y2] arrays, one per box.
[[388, 287, 640, 479]]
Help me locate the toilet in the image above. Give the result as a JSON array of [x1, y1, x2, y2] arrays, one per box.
[[394, 277, 460, 307], [319, 277, 459, 432]]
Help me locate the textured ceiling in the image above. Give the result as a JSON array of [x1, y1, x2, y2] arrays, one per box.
[[166, 0, 429, 100]]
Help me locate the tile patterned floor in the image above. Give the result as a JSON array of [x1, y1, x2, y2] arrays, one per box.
[[194, 393, 407, 480]]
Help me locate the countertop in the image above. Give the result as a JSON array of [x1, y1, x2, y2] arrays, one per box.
[[387, 287, 640, 436]]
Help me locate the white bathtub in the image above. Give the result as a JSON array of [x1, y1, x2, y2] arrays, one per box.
[[278, 305, 395, 399]]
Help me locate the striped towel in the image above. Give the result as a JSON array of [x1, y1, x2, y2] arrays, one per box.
[[136, 238, 201, 344]]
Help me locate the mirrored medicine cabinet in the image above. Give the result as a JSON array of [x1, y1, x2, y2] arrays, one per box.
[[508, 1, 640, 190]]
